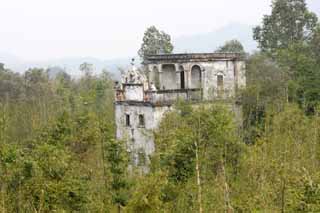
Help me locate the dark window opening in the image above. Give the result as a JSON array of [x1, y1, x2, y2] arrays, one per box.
[[180, 71, 185, 89], [217, 75, 224, 88], [125, 114, 130, 126], [217, 75, 224, 97], [139, 114, 145, 127]]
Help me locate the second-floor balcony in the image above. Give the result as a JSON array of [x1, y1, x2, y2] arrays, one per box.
[[115, 87, 237, 105], [145, 89, 202, 105], [115, 88, 202, 105]]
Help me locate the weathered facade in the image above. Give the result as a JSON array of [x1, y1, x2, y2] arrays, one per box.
[[114, 53, 246, 168]]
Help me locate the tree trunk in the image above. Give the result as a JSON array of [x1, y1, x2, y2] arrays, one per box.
[[118, 204, 121, 213], [280, 177, 286, 213], [195, 141, 203, 213], [1, 183, 5, 213], [100, 122, 108, 209], [195, 113, 203, 213], [221, 162, 233, 213]]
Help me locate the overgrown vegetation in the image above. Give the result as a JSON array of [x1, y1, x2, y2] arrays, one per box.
[[0, 0, 320, 211]]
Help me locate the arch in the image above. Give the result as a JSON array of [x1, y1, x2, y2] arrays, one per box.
[[161, 64, 176, 90], [150, 66, 160, 89], [179, 65, 185, 89], [191, 65, 202, 88], [217, 74, 224, 97]]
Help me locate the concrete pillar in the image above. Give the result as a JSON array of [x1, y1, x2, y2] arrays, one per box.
[[158, 64, 162, 89], [187, 64, 192, 89], [147, 65, 152, 85], [201, 67, 205, 88], [175, 64, 180, 89], [233, 61, 238, 96], [201, 67, 206, 99]]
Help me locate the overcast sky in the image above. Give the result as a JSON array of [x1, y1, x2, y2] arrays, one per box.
[[0, 0, 319, 61]]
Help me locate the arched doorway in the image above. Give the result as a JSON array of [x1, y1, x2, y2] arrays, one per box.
[[217, 74, 224, 97], [150, 66, 160, 89], [191, 65, 201, 88], [161, 64, 176, 90]]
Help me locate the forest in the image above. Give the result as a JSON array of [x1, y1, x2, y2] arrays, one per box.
[[1, 0, 320, 212]]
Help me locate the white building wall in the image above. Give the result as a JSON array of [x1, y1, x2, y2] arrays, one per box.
[[115, 104, 171, 167], [124, 85, 144, 101], [236, 61, 246, 89], [115, 55, 246, 170], [146, 59, 246, 100]]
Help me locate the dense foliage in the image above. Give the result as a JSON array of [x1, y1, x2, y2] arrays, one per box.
[[253, 0, 318, 55], [0, 65, 117, 211], [138, 26, 174, 60], [215, 39, 245, 54]]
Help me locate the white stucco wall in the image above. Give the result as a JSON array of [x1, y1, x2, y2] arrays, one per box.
[[124, 85, 144, 101], [115, 103, 171, 167], [146, 59, 245, 100], [201, 60, 236, 100]]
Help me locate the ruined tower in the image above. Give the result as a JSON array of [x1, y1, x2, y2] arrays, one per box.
[[114, 53, 246, 168]]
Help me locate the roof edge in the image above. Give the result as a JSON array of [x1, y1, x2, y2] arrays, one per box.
[[143, 52, 243, 64]]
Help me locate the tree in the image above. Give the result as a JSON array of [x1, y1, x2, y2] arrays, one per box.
[[310, 24, 320, 63], [0, 67, 24, 102], [104, 138, 130, 212], [0, 58, 117, 211], [0, 63, 5, 71], [253, 0, 318, 55], [126, 172, 167, 213], [241, 53, 288, 143], [215, 39, 245, 54], [154, 103, 243, 212], [253, 0, 320, 113], [79, 62, 94, 77], [276, 42, 320, 113], [234, 104, 320, 212], [138, 26, 174, 60]]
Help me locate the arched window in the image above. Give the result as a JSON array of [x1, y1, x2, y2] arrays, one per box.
[[150, 66, 160, 89], [217, 75, 224, 97], [125, 114, 130, 127], [191, 65, 201, 88]]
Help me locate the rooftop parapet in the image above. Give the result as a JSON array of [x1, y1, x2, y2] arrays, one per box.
[[143, 53, 243, 64]]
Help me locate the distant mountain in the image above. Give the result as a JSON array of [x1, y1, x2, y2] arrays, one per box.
[[0, 52, 26, 71], [0, 23, 257, 78], [37, 57, 133, 79], [174, 23, 257, 53], [0, 55, 133, 79], [47, 66, 67, 79]]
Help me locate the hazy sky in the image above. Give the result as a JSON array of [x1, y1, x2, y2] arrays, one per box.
[[0, 0, 319, 61]]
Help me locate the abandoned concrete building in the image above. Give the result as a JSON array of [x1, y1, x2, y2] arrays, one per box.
[[114, 53, 246, 167]]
